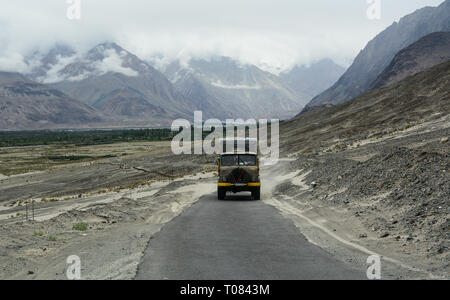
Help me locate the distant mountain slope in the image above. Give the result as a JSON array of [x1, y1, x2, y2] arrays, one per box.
[[280, 59, 345, 100], [92, 87, 166, 119], [282, 60, 450, 154], [28, 43, 195, 123], [305, 0, 450, 110], [163, 57, 306, 120], [370, 32, 450, 90], [0, 72, 102, 130]]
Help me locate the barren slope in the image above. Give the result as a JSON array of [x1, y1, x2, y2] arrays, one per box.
[[370, 32, 450, 90], [0, 72, 103, 130]]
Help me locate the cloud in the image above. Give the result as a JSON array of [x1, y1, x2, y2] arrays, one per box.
[[41, 55, 80, 84], [0, 0, 446, 74], [95, 49, 138, 77], [37, 48, 139, 83], [0, 52, 28, 73], [210, 80, 262, 90]]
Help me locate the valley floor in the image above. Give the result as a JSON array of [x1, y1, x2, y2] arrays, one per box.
[[0, 119, 448, 279]]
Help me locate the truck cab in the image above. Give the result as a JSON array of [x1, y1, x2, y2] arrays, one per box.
[[217, 151, 261, 200]]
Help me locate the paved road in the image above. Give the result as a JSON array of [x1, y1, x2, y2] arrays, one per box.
[[135, 193, 364, 280]]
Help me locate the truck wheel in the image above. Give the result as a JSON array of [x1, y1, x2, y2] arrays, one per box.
[[218, 188, 226, 200], [252, 188, 261, 200]]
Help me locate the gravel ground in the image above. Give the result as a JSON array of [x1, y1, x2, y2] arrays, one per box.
[[272, 125, 449, 278], [0, 173, 217, 280]]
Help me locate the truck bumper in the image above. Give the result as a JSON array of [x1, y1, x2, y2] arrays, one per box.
[[218, 182, 261, 193]]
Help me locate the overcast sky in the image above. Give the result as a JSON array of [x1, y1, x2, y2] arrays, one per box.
[[0, 0, 445, 73]]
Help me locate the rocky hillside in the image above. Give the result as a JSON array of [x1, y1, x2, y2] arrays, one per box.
[[0, 72, 103, 130], [305, 0, 450, 110], [163, 57, 305, 120], [370, 32, 450, 90], [279, 61, 449, 274], [282, 60, 450, 154]]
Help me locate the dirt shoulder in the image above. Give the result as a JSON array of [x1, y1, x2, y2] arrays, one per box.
[[0, 171, 216, 280], [0, 141, 214, 207], [0, 141, 216, 280]]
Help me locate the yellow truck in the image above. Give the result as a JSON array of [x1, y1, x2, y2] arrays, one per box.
[[217, 139, 261, 200]]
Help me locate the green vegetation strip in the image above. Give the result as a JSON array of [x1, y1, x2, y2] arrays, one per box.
[[0, 129, 177, 147], [0, 122, 279, 148]]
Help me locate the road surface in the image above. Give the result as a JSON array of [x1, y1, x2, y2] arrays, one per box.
[[135, 192, 364, 280]]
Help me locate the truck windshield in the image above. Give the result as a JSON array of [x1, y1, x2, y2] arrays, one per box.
[[221, 155, 256, 166]]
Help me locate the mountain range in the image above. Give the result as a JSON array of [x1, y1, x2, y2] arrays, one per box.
[[305, 0, 450, 110], [162, 57, 307, 120], [27, 43, 195, 125], [0, 1, 449, 130], [18, 44, 334, 127]]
